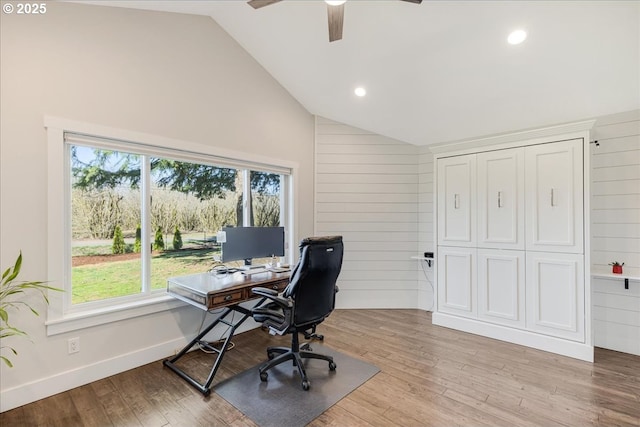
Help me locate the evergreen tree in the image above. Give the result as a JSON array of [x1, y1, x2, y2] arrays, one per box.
[[112, 225, 126, 254], [133, 224, 142, 253], [153, 226, 164, 251], [173, 226, 183, 251]]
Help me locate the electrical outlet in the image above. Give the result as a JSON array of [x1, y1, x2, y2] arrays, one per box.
[[68, 337, 80, 354]]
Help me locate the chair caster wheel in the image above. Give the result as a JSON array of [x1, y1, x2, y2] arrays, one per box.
[[329, 361, 337, 371], [302, 380, 310, 391], [267, 352, 275, 360], [260, 372, 268, 382]]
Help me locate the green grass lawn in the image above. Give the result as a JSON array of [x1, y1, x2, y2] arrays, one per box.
[[71, 248, 218, 304]]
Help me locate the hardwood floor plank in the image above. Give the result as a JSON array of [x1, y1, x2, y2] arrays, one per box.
[[145, 389, 203, 427], [108, 369, 169, 426], [102, 391, 144, 426], [312, 403, 377, 427], [69, 384, 113, 427], [2, 309, 639, 427], [442, 388, 542, 427]]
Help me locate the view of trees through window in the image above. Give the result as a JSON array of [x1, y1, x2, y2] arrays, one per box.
[[70, 144, 282, 305]]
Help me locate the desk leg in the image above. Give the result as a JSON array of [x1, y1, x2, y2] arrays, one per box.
[[163, 300, 264, 396]]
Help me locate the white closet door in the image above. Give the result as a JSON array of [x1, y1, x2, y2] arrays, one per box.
[[525, 139, 584, 253], [437, 154, 476, 247], [477, 249, 525, 329], [477, 148, 525, 250], [437, 246, 477, 318], [526, 251, 585, 342]]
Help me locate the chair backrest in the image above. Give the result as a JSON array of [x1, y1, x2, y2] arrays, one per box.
[[284, 236, 343, 328]]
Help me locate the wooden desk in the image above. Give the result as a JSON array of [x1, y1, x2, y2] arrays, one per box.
[[166, 270, 290, 311], [163, 270, 290, 396]]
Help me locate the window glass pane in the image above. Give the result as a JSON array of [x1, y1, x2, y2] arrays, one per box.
[[70, 145, 142, 304], [149, 157, 241, 288], [249, 171, 282, 266], [251, 171, 281, 227]]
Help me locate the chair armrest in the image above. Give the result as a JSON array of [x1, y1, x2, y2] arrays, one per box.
[[252, 287, 278, 298], [251, 287, 293, 309]]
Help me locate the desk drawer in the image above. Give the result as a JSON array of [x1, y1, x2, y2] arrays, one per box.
[[265, 279, 289, 293], [209, 290, 244, 308]]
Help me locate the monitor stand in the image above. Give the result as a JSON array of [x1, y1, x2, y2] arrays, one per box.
[[238, 259, 263, 271], [239, 265, 264, 271]]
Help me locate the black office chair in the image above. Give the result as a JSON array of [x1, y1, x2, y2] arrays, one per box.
[[251, 235, 343, 390]]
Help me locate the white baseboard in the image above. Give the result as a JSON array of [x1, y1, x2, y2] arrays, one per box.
[[432, 312, 594, 362], [0, 322, 260, 412], [336, 289, 420, 309], [0, 337, 188, 413]]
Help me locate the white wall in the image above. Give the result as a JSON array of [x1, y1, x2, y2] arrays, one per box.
[[0, 3, 314, 411], [314, 117, 422, 308], [590, 110, 640, 356]]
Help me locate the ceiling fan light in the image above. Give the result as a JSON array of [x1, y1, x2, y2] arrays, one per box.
[[326, 0, 346, 6], [507, 29, 527, 45], [354, 87, 366, 97]]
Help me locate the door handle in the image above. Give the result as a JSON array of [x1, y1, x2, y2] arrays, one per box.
[[550, 188, 555, 207], [454, 194, 460, 209], [497, 191, 503, 208]]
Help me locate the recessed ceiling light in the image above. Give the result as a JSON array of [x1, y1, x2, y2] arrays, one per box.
[[326, 0, 346, 5], [354, 87, 366, 97], [507, 29, 527, 45]]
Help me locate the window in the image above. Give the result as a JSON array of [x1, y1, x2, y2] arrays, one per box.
[[46, 118, 296, 334]]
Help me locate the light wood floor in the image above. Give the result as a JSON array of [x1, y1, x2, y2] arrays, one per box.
[[2, 309, 639, 426]]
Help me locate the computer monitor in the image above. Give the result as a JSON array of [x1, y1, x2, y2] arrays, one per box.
[[221, 226, 285, 267]]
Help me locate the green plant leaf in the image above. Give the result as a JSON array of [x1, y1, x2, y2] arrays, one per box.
[[0, 251, 62, 368], [1, 331, 21, 339], [3, 253, 22, 284], [1, 355, 14, 368]]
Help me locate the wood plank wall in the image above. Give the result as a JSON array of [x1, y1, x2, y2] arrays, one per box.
[[314, 117, 422, 308], [418, 147, 435, 311], [591, 110, 640, 356]]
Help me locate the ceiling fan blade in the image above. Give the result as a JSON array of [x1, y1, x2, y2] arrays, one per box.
[[327, 3, 345, 42], [247, 0, 282, 9], [400, 0, 423, 3]]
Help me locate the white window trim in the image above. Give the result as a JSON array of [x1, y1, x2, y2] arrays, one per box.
[[45, 116, 299, 336]]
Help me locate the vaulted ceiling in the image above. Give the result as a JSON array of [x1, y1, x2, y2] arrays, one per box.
[[79, 1, 639, 145]]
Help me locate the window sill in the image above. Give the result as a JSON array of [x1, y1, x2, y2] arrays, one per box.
[[46, 293, 187, 336]]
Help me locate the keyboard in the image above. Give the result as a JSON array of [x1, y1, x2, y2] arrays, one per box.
[[268, 267, 291, 273]]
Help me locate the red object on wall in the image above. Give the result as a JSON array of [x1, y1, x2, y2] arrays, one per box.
[[612, 265, 623, 274]]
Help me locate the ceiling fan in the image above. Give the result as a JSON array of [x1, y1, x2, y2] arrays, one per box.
[[247, 0, 423, 42]]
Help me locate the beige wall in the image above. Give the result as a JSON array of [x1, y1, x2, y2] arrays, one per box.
[[0, 2, 313, 409]]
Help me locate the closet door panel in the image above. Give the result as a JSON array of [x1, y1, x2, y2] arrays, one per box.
[[437, 155, 476, 247], [477, 148, 525, 249], [477, 249, 525, 328], [525, 140, 584, 253], [437, 247, 477, 318], [526, 251, 585, 342]]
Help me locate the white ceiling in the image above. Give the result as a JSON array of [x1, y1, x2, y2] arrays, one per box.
[[79, 1, 639, 146]]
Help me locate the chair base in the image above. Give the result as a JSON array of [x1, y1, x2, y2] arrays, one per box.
[[258, 341, 336, 390], [303, 325, 325, 341]]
